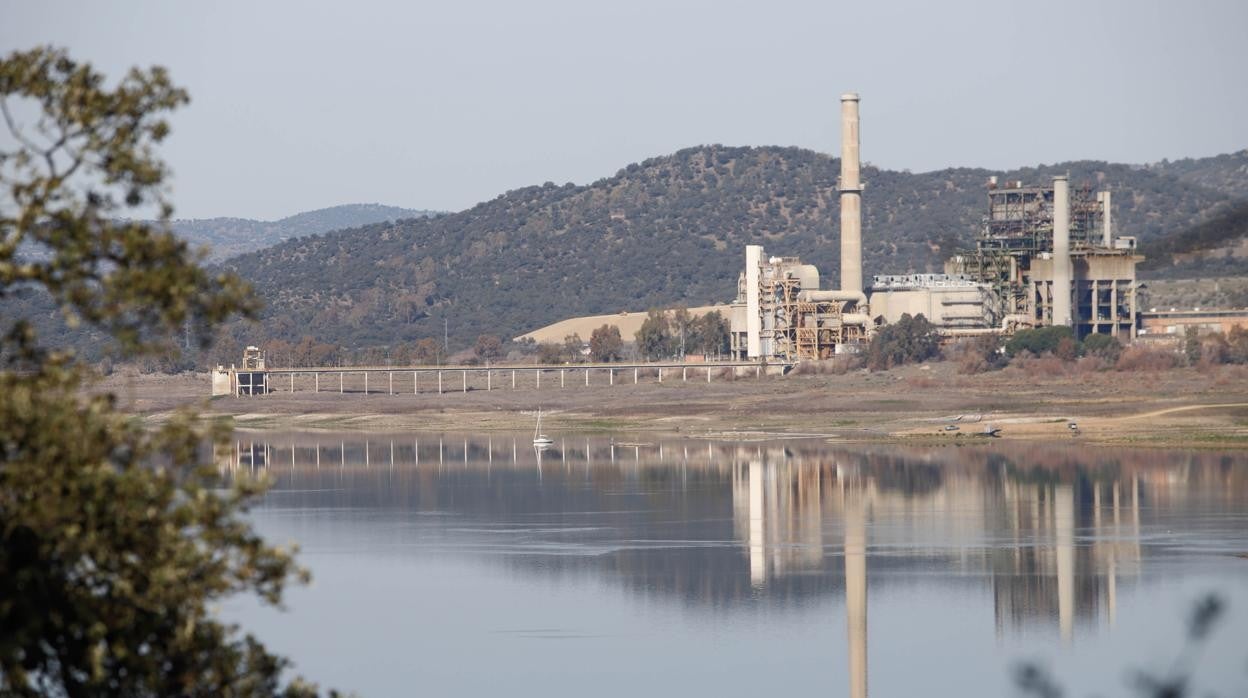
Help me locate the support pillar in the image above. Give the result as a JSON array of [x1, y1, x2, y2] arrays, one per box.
[[682, 367, 687, 381], [512, 370, 516, 389], [290, 373, 294, 393], [315, 373, 319, 392], [462, 371, 466, 393], [707, 367, 712, 383], [634, 367, 638, 384], [389, 372, 393, 395], [561, 370, 565, 388], [487, 370, 491, 391], [438, 371, 442, 394], [585, 368, 589, 386], [609, 369, 614, 386], [339, 372, 343, 394], [414, 371, 418, 394], [537, 370, 541, 389], [364, 372, 368, 395]]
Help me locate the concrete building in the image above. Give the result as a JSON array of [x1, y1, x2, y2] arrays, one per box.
[[867, 274, 996, 329], [1138, 308, 1248, 337], [947, 177, 1144, 340]]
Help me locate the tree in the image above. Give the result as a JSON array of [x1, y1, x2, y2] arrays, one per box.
[[1183, 326, 1203, 365], [1005, 326, 1077, 358], [690, 311, 730, 356], [865, 313, 941, 370], [563, 333, 584, 362], [0, 48, 329, 695], [1082, 333, 1123, 363], [954, 334, 1006, 374], [635, 309, 672, 361], [589, 324, 623, 362], [670, 306, 692, 358], [536, 342, 565, 364], [473, 334, 503, 363], [412, 337, 441, 364]]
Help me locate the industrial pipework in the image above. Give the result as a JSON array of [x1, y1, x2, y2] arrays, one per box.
[[1052, 176, 1072, 327], [839, 93, 863, 296]]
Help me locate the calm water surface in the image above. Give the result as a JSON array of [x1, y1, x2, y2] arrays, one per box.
[[220, 434, 1248, 697]]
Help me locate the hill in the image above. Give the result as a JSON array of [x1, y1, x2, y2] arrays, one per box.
[[170, 203, 438, 260], [1140, 200, 1248, 276], [218, 145, 1239, 355], [1150, 150, 1248, 200]]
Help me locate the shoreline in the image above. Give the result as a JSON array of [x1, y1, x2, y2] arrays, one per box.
[[101, 361, 1248, 449]]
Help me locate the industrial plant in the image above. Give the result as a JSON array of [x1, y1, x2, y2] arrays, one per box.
[[728, 93, 1144, 362]]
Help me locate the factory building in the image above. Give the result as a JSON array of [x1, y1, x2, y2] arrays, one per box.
[[729, 91, 1144, 362], [945, 176, 1143, 340], [729, 94, 872, 361]]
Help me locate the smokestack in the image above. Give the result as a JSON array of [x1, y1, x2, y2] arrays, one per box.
[[745, 244, 762, 358], [1052, 176, 1072, 327], [1101, 190, 1112, 247], [839, 93, 862, 295]]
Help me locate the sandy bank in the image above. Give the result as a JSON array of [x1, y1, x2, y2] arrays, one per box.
[[99, 362, 1248, 447]]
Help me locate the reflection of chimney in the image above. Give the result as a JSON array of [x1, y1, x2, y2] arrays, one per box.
[[1052, 176, 1072, 327], [1055, 484, 1075, 644], [845, 489, 867, 698], [749, 459, 765, 586], [839, 93, 863, 294]]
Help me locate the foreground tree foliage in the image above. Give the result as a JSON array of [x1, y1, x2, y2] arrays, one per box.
[[0, 47, 331, 695]]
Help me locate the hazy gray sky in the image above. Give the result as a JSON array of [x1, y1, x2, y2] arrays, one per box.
[[3, 0, 1245, 220]]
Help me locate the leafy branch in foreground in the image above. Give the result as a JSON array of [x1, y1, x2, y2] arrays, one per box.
[[1014, 592, 1232, 698], [0, 46, 333, 695]]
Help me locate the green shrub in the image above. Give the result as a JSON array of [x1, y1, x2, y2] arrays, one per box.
[[866, 313, 940, 370], [1005, 326, 1076, 358]]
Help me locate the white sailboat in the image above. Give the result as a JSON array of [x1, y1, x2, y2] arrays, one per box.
[[532, 408, 554, 447]]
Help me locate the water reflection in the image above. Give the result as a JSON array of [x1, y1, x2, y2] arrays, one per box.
[[217, 435, 1248, 697]]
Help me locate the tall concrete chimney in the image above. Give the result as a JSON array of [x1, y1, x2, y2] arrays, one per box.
[[838, 93, 863, 295], [1052, 176, 1072, 327], [745, 244, 762, 358], [1101, 190, 1112, 247]]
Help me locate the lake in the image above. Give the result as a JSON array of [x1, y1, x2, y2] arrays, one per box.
[[219, 433, 1248, 697]]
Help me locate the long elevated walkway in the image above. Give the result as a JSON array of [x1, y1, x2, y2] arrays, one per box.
[[213, 361, 784, 397]]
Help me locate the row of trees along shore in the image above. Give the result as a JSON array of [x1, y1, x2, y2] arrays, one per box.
[[859, 313, 1248, 374], [191, 307, 731, 372]]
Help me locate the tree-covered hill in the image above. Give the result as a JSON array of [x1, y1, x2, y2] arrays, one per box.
[[221, 145, 1237, 351], [1140, 199, 1248, 278], [1151, 149, 1248, 200], [170, 203, 438, 260]]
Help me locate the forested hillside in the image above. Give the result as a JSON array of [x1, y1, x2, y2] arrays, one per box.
[[8, 146, 1244, 365], [170, 203, 437, 260], [1141, 200, 1248, 272], [219, 145, 1237, 354], [1151, 150, 1248, 200]]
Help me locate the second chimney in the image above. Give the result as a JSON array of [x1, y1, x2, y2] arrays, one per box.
[[839, 93, 862, 295]]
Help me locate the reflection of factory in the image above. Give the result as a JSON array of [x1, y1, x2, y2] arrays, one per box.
[[219, 433, 1241, 638], [729, 93, 1144, 361], [726, 446, 1161, 645]]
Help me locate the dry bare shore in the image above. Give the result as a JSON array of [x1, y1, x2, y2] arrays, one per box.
[[97, 362, 1248, 448]]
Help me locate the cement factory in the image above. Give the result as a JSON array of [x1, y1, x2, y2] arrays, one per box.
[[727, 93, 1143, 362]]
